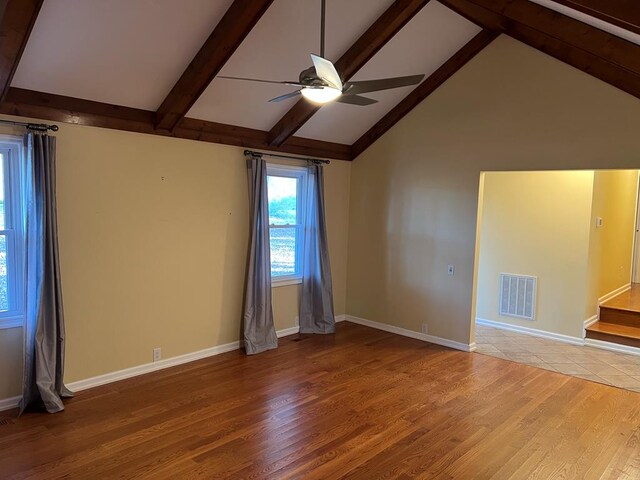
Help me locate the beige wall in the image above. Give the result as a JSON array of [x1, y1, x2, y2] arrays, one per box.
[[0, 327, 22, 398], [476, 171, 594, 338], [4, 33, 640, 400], [0, 117, 351, 399], [347, 35, 640, 345], [585, 170, 638, 318]]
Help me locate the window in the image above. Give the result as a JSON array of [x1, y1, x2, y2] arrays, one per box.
[[0, 136, 25, 329], [267, 164, 307, 287]]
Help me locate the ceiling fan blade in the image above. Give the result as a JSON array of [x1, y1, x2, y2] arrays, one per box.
[[310, 54, 342, 90], [344, 74, 425, 95], [268, 90, 302, 103], [335, 95, 378, 106], [218, 75, 305, 87]]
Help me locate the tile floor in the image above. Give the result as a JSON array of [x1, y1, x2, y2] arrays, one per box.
[[475, 324, 640, 393]]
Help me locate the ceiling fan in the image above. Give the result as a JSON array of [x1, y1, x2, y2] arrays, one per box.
[[218, 0, 425, 106]]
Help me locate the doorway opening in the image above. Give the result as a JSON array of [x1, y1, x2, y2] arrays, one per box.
[[472, 170, 640, 392]]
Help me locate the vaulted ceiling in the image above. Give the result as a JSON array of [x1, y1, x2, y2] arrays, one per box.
[[0, 0, 639, 160]]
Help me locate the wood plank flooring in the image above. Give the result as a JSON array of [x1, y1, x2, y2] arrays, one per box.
[[602, 284, 640, 313], [1, 322, 639, 479]]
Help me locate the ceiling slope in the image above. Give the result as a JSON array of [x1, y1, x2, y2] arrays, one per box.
[[11, 0, 236, 111], [297, 1, 481, 145], [154, 0, 275, 132], [352, 29, 498, 157], [266, 0, 430, 147], [186, 0, 397, 134], [0, 0, 42, 101]]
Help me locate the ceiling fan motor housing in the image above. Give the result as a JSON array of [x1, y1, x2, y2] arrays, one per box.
[[299, 66, 328, 88]]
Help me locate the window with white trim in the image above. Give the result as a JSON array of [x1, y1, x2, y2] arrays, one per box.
[[266, 164, 307, 287], [0, 136, 25, 329]]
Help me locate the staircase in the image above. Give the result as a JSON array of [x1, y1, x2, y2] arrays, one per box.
[[586, 286, 640, 348]]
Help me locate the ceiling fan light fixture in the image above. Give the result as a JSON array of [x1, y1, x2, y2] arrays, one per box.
[[300, 86, 341, 104]]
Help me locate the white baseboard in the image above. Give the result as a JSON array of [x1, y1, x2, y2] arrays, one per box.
[[599, 283, 631, 305], [0, 395, 20, 412], [476, 318, 584, 346], [583, 315, 599, 329], [276, 326, 299, 338], [0, 315, 348, 412], [67, 340, 241, 392], [585, 338, 640, 357], [344, 315, 474, 352]]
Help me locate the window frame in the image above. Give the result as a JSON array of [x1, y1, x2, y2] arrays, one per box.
[[266, 164, 308, 288], [0, 135, 25, 329]]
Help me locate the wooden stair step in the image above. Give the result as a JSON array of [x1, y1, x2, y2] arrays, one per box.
[[599, 306, 640, 328], [586, 321, 640, 348]]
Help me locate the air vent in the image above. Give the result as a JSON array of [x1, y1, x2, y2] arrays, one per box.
[[499, 273, 536, 320]]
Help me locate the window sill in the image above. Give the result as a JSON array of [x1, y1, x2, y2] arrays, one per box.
[[0, 317, 24, 330], [272, 278, 302, 288]]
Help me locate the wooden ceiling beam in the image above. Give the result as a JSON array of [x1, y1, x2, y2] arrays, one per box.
[[464, 0, 640, 75], [440, 0, 640, 101], [551, 0, 640, 36], [352, 29, 498, 158], [0, 0, 43, 101], [349, 0, 640, 158], [1, 88, 352, 160], [266, 0, 431, 147], [154, 0, 274, 132]]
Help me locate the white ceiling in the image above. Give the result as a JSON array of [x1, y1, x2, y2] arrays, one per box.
[[10, 0, 633, 146], [187, 0, 395, 130], [188, 0, 480, 142], [296, 1, 480, 144], [12, 0, 235, 110]]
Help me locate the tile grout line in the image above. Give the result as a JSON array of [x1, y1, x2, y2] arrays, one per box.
[[475, 325, 640, 393]]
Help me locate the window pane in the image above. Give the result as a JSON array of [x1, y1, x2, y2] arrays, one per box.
[[0, 234, 8, 312], [0, 154, 5, 230], [267, 175, 297, 225], [270, 227, 296, 277]]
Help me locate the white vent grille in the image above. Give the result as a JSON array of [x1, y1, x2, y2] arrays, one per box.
[[499, 273, 537, 320]]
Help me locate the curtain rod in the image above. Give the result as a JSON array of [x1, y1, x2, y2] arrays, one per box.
[[244, 149, 330, 165], [0, 119, 59, 132]]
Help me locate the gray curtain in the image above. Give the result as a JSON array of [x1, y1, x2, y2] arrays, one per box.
[[242, 156, 278, 354], [20, 132, 72, 414], [299, 164, 335, 334]]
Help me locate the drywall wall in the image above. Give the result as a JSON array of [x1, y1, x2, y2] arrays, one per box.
[[475, 171, 594, 338], [585, 170, 638, 318], [0, 327, 22, 400], [347, 35, 640, 346], [0, 116, 351, 400]]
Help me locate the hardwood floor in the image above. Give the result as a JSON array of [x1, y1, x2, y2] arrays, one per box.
[[601, 284, 640, 313], [1, 322, 639, 479]]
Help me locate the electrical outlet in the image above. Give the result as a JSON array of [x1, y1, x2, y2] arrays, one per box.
[[447, 265, 455, 276], [422, 323, 429, 334], [153, 347, 161, 362]]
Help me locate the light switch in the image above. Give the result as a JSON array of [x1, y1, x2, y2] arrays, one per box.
[[596, 217, 604, 228]]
